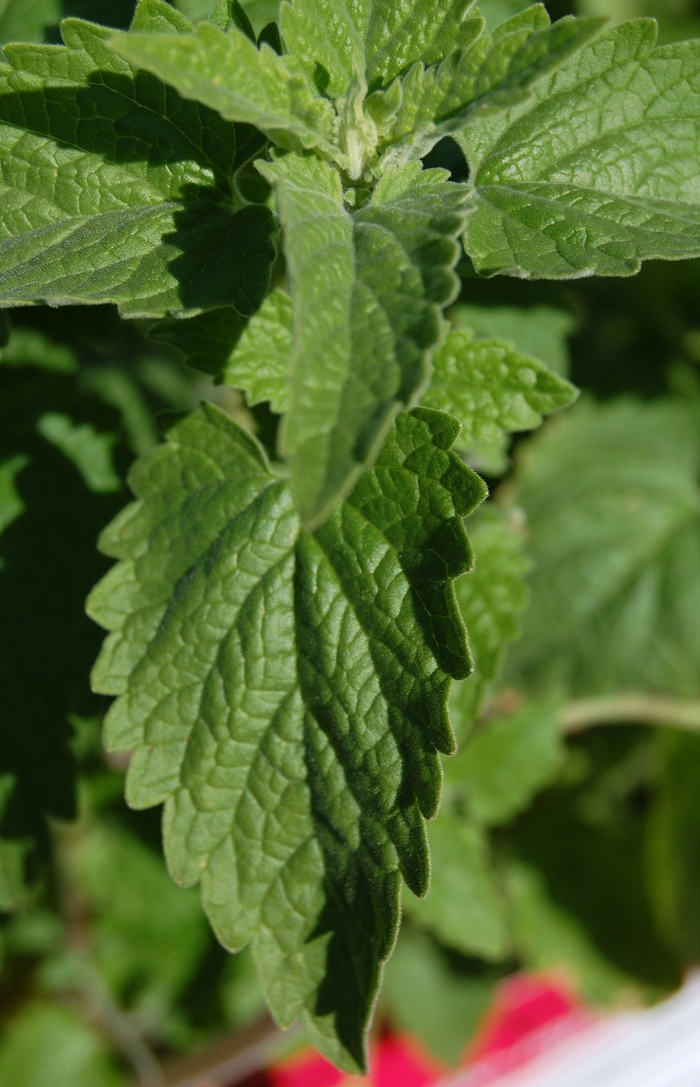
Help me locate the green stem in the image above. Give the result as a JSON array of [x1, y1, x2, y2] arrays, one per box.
[[561, 694, 700, 734]]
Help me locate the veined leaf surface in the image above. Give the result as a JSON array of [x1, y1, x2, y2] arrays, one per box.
[[458, 20, 700, 277], [259, 153, 470, 528], [0, 9, 276, 317], [88, 403, 486, 1070]]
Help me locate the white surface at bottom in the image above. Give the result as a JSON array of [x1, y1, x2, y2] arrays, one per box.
[[444, 973, 700, 1087]]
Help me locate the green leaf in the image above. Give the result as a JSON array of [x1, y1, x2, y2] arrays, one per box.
[[380, 10, 603, 168], [0, 17, 276, 317], [477, 0, 532, 32], [383, 928, 495, 1065], [108, 22, 341, 160], [259, 153, 470, 528], [458, 20, 700, 277], [450, 302, 576, 376], [87, 403, 485, 1071], [403, 806, 509, 959], [450, 507, 530, 732], [0, 364, 125, 848], [445, 697, 564, 826], [220, 288, 292, 410], [149, 307, 247, 377], [0, 0, 60, 45], [0, 1004, 125, 1087], [0, 776, 31, 911], [505, 396, 700, 698], [279, 0, 480, 99], [423, 327, 578, 447], [70, 822, 209, 1005], [131, 0, 194, 32], [0, 329, 78, 373]]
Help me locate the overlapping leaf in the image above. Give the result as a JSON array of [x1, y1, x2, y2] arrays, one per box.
[[423, 327, 577, 447], [450, 302, 576, 375], [0, 2, 276, 316], [505, 396, 700, 697], [259, 154, 469, 527], [88, 402, 486, 1070], [458, 20, 700, 277]]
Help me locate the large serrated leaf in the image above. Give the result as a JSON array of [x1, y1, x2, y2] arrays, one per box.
[[423, 327, 577, 447], [108, 21, 341, 160], [87, 402, 486, 1071], [0, 13, 276, 317], [259, 153, 470, 528], [458, 20, 700, 277]]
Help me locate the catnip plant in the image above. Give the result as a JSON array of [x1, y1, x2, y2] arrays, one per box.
[[1, 0, 700, 1073]]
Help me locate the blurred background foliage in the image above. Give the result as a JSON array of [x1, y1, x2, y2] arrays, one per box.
[[3, 0, 700, 1084]]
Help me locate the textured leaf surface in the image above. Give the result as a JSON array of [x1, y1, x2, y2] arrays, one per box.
[[260, 154, 470, 528], [220, 288, 292, 410], [381, 9, 603, 168], [109, 22, 341, 159], [505, 397, 700, 698], [0, 13, 276, 316], [280, 0, 480, 98], [88, 403, 486, 1070], [402, 807, 508, 959], [423, 327, 577, 447], [450, 508, 530, 734], [450, 302, 576, 375], [458, 20, 700, 277]]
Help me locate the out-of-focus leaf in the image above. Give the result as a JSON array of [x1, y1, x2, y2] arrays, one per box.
[[383, 928, 495, 1066], [70, 822, 209, 1007], [0, 775, 31, 911], [0, 1003, 125, 1087], [450, 303, 576, 375], [476, 0, 532, 31], [0, 0, 60, 44], [504, 859, 638, 1005], [646, 732, 700, 962], [446, 698, 565, 826], [1, 329, 77, 373], [0, 364, 125, 846], [403, 806, 509, 959], [220, 945, 266, 1028], [451, 507, 530, 733], [506, 396, 700, 698]]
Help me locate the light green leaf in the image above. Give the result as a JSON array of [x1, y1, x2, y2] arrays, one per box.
[[423, 328, 578, 447], [259, 153, 469, 528], [0, 0, 60, 45], [108, 22, 341, 160], [445, 697, 564, 825], [459, 20, 700, 277], [505, 396, 700, 698], [450, 507, 530, 732], [450, 302, 576, 375], [35, 413, 122, 494], [381, 10, 603, 168], [0, 1004, 125, 1087], [220, 288, 292, 410], [71, 822, 209, 1005], [477, 0, 532, 32], [131, 0, 195, 33], [0, 19, 276, 317], [279, 0, 480, 99], [0, 454, 27, 538], [504, 859, 635, 1005], [87, 403, 485, 1071], [403, 806, 509, 959], [383, 928, 495, 1065], [0, 329, 78, 373]]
